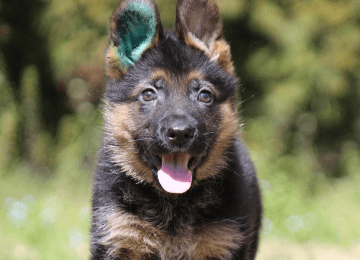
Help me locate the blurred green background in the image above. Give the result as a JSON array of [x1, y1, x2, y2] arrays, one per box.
[[1, 0, 360, 259]]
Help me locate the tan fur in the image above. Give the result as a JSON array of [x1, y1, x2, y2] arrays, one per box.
[[105, 102, 153, 184], [148, 69, 207, 93], [186, 70, 221, 97], [210, 39, 234, 74], [186, 70, 205, 82], [100, 207, 244, 260], [149, 69, 172, 83], [196, 101, 239, 182], [105, 44, 128, 79], [185, 33, 234, 75], [185, 32, 217, 60], [99, 210, 159, 259]]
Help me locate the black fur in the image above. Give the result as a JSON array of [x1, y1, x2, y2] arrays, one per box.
[[90, 0, 261, 259], [91, 139, 261, 259]]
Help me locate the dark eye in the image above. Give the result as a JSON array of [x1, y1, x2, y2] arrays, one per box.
[[198, 91, 212, 103], [141, 89, 157, 101]]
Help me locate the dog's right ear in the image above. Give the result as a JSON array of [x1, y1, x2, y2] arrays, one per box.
[[106, 0, 163, 79]]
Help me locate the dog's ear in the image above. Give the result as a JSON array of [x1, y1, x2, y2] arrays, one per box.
[[106, 0, 163, 78], [175, 0, 234, 74]]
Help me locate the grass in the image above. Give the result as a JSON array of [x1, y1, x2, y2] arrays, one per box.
[[1, 157, 92, 259], [1, 111, 359, 259]]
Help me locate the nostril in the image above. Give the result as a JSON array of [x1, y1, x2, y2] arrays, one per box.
[[166, 127, 194, 144], [168, 131, 177, 139], [184, 132, 193, 139]]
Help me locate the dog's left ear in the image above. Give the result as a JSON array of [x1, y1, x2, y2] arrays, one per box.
[[175, 0, 234, 74]]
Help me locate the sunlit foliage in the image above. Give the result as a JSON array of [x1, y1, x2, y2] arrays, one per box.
[[0, 0, 359, 259]]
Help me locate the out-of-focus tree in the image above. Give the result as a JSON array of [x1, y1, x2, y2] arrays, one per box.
[[0, 0, 70, 171], [0, 0, 70, 132], [222, 0, 360, 184], [0, 0, 360, 185]]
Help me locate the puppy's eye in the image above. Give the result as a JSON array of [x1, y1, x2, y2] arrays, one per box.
[[198, 91, 212, 103], [142, 89, 157, 101]]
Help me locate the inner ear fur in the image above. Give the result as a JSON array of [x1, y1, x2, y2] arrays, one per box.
[[175, 0, 234, 74], [106, 0, 163, 79]]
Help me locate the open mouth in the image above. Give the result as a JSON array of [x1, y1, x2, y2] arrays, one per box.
[[155, 152, 201, 194]]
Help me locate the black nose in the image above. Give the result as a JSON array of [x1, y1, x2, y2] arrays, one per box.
[[165, 120, 195, 147]]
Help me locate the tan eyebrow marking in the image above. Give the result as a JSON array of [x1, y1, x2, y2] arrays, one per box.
[[186, 70, 205, 82], [149, 69, 171, 82]]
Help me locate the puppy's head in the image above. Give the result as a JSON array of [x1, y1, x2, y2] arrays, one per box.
[[104, 0, 239, 193]]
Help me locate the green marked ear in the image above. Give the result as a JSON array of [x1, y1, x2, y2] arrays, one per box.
[[106, 0, 163, 78], [116, 2, 157, 67]]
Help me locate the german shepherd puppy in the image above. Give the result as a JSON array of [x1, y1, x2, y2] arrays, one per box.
[[90, 0, 262, 259]]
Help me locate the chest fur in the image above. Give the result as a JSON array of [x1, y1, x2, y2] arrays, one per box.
[[99, 210, 244, 260]]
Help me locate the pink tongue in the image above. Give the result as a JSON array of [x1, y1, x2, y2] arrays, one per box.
[[157, 153, 192, 193]]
